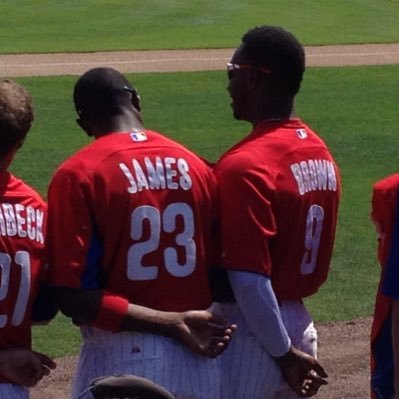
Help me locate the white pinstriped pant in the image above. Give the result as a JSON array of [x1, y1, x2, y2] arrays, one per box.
[[71, 326, 221, 399], [212, 300, 317, 399], [0, 383, 29, 398]]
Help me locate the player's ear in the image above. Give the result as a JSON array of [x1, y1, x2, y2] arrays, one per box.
[[131, 92, 141, 112], [249, 67, 269, 90], [123, 85, 141, 112]]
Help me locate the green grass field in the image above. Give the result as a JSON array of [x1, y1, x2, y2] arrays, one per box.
[[3, 0, 398, 361], [1, 0, 399, 54], [18, 65, 399, 356]]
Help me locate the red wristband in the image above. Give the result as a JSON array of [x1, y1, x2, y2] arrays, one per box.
[[92, 291, 129, 332]]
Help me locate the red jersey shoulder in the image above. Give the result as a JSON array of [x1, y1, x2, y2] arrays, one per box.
[[372, 174, 399, 227], [0, 173, 46, 248], [215, 120, 335, 187], [218, 119, 331, 161], [270, 121, 333, 158], [371, 174, 399, 265], [54, 130, 211, 175], [373, 174, 399, 198], [1, 173, 46, 209]]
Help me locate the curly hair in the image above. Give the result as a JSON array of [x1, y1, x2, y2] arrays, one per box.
[[240, 26, 305, 95], [0, 79, 34, 155]]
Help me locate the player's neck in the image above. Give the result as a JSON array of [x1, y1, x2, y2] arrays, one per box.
[[250, 97, 295, 128], [94, 115, 145, 138], [252, 111, 296, 128], [0, 147, 19, 171]]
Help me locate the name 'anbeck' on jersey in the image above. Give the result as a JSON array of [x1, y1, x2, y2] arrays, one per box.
[[0, 203, 44, 243]]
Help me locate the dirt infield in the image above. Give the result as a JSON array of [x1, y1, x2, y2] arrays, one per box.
[[1, 43, 399, 77], [30, 317, 372, 399], [14, 44, 397, 398]]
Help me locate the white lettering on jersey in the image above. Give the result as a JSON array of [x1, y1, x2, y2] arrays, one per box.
[[0, 204, 44, 243], [145, 157, 166, 190], [119, 163, 137, 193], [119, 156, 193, 193], [0, 250, 32, 328], [133, 159, 150, 191], [165, 157, 178, 190], [290, 159, 337, 195], [127, 203, 196, 281], [177, 158, 192, 190]]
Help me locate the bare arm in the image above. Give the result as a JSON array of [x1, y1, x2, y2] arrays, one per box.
[[274, 346, 328, 397], [123, 304, 235, 358], [0, 349, 56, 387], [392, 299, 399, 399], [54, 286, 235, 358]]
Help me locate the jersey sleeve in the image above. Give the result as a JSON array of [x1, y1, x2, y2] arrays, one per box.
[[47, 166, 99, 289], [216, 155, 276, 276], [47, 166, 129, 331], [372, 175, 399, 300]]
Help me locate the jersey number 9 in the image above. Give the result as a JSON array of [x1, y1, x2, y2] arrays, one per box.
[[301, 204, 324, 275]]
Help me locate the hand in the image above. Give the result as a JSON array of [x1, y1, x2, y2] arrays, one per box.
[[174, 310, 236, 358], [0, 348, 57, 387], [121, 303, 236, 355], [274, 346, 327, 397]]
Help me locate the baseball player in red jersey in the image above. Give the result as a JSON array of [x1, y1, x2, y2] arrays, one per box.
[[370, 174, 399, 398], [213, 26, 341, 398], [47, 67, 235, 399], [0, 80, 56, 398]]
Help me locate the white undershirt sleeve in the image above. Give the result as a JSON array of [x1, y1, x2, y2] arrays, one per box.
[[228, 269, 291, 357]]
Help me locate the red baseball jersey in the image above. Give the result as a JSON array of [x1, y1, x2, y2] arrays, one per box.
[[215, 119, 340, 300], [47, 130, 216, 312], [370, 174, 399, 399], [0, 173, 46, 350]]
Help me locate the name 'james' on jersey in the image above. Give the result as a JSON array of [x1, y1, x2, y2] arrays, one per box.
[[47, 130, 216, 312]]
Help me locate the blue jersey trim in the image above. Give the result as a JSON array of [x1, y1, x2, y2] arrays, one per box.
[[382, 187, 399, 300], [81, 220, 103, 290]]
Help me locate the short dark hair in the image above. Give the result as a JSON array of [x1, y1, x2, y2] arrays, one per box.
[[0, 79, 34, 155], [74, 67, 136, 121], [240, 26, 305, 95]]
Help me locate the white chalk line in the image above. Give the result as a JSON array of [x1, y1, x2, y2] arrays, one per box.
[[1, 57, 225, 68], [1, 51, 399, 69]]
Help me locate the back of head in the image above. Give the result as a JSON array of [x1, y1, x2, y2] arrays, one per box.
[[0, 79, 34, 156], [73, 67, 136, 122], [240, 26, 305, 95]]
